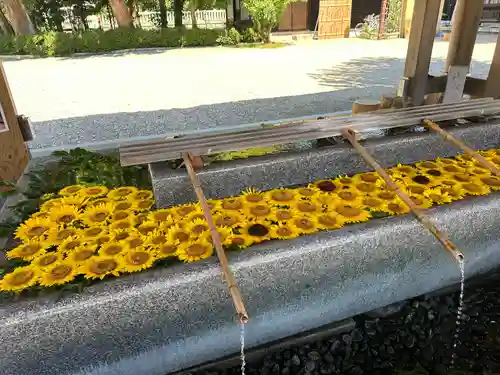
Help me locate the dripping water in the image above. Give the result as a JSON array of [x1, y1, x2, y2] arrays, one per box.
[[451, 256, 465, 366], [240, 322, 246, 375]]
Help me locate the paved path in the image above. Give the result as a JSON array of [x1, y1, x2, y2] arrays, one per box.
[[3, 34, 498, 150]]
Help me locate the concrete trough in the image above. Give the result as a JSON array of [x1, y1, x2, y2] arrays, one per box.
[[1, 122, 500, 375]]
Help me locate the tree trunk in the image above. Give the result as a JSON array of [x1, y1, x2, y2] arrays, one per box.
[[158, 0, 167, 27], [189, 0, 197, 28], [109, 0, 133, 27], [1, 0, 35, 35], [0, 8, 14, 35], [174, 0, 183, 27]]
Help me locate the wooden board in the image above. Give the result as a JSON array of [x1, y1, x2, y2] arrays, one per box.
[[0, 62, 29, 182], [317, 0, 351, 39]]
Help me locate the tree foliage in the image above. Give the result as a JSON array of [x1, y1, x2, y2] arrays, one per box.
[[243, 0, 290, 42]]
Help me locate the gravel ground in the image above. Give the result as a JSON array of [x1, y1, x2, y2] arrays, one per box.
[[192, 269, 500, 375], [2, 34, 498, 150]]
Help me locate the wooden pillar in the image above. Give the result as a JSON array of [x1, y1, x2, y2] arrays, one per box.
[[403, 0, 442, 106], [0, 62, 29, 182], [485, 32, 500, 99], [400, 0, 414, 38]]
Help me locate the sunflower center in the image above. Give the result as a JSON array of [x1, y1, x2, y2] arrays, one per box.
[[93, 212, 108, 222], [20, 244, 42, 256], [10, 270, 35, 286], [250, 205, 271, 216], [96, 235, 111, 245], [64, 240, 81, 251], [115, 188, 132, 197], [408, 185, 425, 195], [129, 252, 150, 265], [316, 181, 336, 192], [363, 198, 382, 208], [459, 154, 473, 161], [86, 188, 104, 195], [74, 249, 94, 262], [276, 210, 293, 221], [222, 199, 243, 210], [462, 183, 483, 193], [443, 165, 461, 173], [27, 226, 48, 237], [136, 192, 151, 199], [58, 214, 75, 224], [248, 224, 269, 237], [231, 237, 246, 246], [39, 254, 58, 267], [336, 206, 361, 218], [115, 221, 131, 230], [412, 175, 431, 185], [216, 215, 238, 227], [318, 215, 337, 227], [153, 212, 170, 221], [271, 191, 294, 202], [174, 232, 190, 243], [339, 178, 352, 184], [294, 218, 315, 230], [136, 214, 148, 224], [378, 191, 396, 200], [186, 244, 208, 256], [85, 228, 102, 237], [178, 206, 196, 216], [298, 188, 315, 197], [440, 159, 455, 165], [114, 212, 129, 221], [193, 225, 208, 234], [360, 173, 378, 183], [421, 162, 438, 169], [160, 244, 177, 255], [65, 186, 81, 194], [50, 264, 73, 279], [410, 196, 424, 205], [91, 259, 118, 274], [453, 173, 471, 182], [426, 169, 442, 177], [492, 157, 500, 166], [115, 232, 129, 241], [104, 245, 123, 255], [137, 200, 153, 210], [128, 238, 144, 248], [116, 202, 132, 211], [356, 183, 376, 193], [428, 194, 441, 201], [277, 227, 293, 236], [245, 194, 263, 203], [388, 203, 406, 213], [338, 191, 357, 201], [152, 235, 167, 244], [481, 177, 500, 187], [297, 202, 317, 213]]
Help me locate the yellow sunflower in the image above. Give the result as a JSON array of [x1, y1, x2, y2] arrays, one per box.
[[361, 196, 385, 211], [455, 153, 475, 165], [439, 163, 466, 174], [107, 186, 138, 200], [213, 211, 244, 228], [467, 165, 491, 177], [79, 186, 109, 199], [336, 175, 355, 186], [424, 188, 454, 205], [81, 227, 107, 241], [336, 190, 363, 205], [40, 198, 63, 212], [120, 248, 156, 272], [173, 203, 199, 217], [353, 172, 381, 185], [59, 184, 84, 196], [6, 241, 47, 261], [185, 210, 207, 222], [269, 208, 301, 223], [39, 261, 79, 287], [311, 193, 337, 208], [66, 245, 97, 264], [415, 161, 440, 170], [32, 252, 63, 269], [86, 197, 111, 208], [136, 221, 158, 236], [95, 233, 112, 246], [31, 211, 50, 220], [145, 229, 168, 246], [315, 213, 343, 230], [218, 197, 244, 211], [242, 203, 274, 221], [408, 195, 433, 209], [130, 189, 154, 201], [241, 221, 272, 241], [226, 234, 253, 249], [186, 218, 210, 237], [241, 187, 266, 204], [389, 164, 418, 178], [167, 224, 191, 244], [460, 182, 490, 196], [49, 205, 80, 225], [333, 204, 371, 223], [135, 212, 151, 226], [100, 241, 127, 257], [154, 241, 179, 259], [47, 227, 80, 245], [82, 256, 123, 279], [402, 183, 428, 196], [113, 201, 134, 212], [81, 203, 114, 226], [124, 236, 146, 250], [290, 215, 318, 234], [59, 196, 88, 207], [109, 219, 135, 232], [313, 180, 340, 193], [111, 229, 136, 242], [480, 176, 500, 191], [292, 200, 322, 215], [15, 217, 55, 242], [110, 210, 134, 222], [176, 238, 214, 262], [375, 189, 399, 202], [0, 265, 39, 292], [58, 236, 86, 253], [270, 223, 301, 239], [296, 186, 320, 199], [203, 226, 233, 246], [382, 200, 411, 215], [264, 188, 298, 205], [133, 199, 155, 211], [148, 208, 173, 223]]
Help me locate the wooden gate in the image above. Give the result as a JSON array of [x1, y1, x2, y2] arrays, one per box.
[[317, 0, 352, 39], [278, 1, 309, 31]]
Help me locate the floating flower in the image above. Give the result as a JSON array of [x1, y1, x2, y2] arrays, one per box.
[[107, 186, 138, 200], [120, 248, 156, 272], [314, 180, 339, 193], [60, 196, 88, 207], [67, 245, 96, 264], [40, 198, 63, 212], [402, 183, 427, 195], [291, 216, 318, 234], [145, 229, 168, 246], [186, 218, 209, 236], [109, 219, 134, 232], [227, 234, 253, 248], [58, 236, 86, 253], [390, 164, 418, 178], [110, 210, 134, 222], [81, 227, 106, 241], [174, 203, 199, 217], [86, 198, 111, 207], [408, 195, 433, 209], [435, 157, 458, 167], [6, 241, 47, 261], [124, 236, 146, 250], [336, 175, 355, 186], [361, 197, 385, 211], [293, 201, 321, 214], [81, 203, 114, 226], [50, 205, 80, 225], [467, 165, 490, 177], [353, 172, 381, 185], [415, 161, 439, 170], [241, 188, 265, 204], [137, 221, 158, 236], [100, 241, 126, 257], [0, 266, 38, 292], [95, 234, 112, 246], [130, 190, 153, 201], [316, 213, 342, 230], [39, 262, 79, 287], [265, 189, 297, 205], [374, 189, 398, 202], [383, 201, 410, 215], [334, 204, 371, 223], [336, 190, 362, 204], [114, 201, 134, 211], [177, 238, 214, 262], [460, 182, 490, 196], [213, 211, 244, 228], [135, 212, 150, 226], [148, 209, 173, 223], [83, 256, 122, 279], [15, 217, 55, 242], [31, 211, 50, 220], [455, 154, 475, 164], [242, 222, 272, 240], [167, 224, 191, 244], [133, 199, 155, 211], [243, 203, 273, 220], [423, 168, 444, 179], [271, 223, 300, 239], [269, 208, 301, 223], [204, 226, 233, 246], [296, 187, 319, 199], [32, 252, 63, 269], [408, 174, 434, 186], [440, 163, 465, 174], [111, 229, 135, 242], [424, 188, 453, 205], [155, 241, 179, 259], [59, 185, 84, 196], [353, 181, 378, 195], [480, 176, 500, 191], [79, 186, 109, 198], [47, 227, 80, 245]]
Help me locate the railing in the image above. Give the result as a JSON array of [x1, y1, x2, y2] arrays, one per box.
[[484, 0, 500, 6]]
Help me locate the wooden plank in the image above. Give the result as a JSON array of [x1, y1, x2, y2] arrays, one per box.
[[484, 31, 500, 99], [424, 75, 487, 97], [403, 0, 442, 106], [0, 62, 29, 182], [442, 65, 469, 104]]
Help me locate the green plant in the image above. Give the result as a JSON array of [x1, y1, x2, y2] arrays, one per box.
[[241, 27, 260, 43], [243, 0, 292, 42], [216, 27, 241, 45]]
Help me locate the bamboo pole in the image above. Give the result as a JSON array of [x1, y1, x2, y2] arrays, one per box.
[[423, 120, 500, 177], [341, 128, 464, 263], [182, 153, 249, 323]]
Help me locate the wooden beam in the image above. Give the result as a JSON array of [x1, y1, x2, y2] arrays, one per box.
[[0, 62, 29, 182], [403, 0, 442, 105], [445, 0, 484, 70], [485, 32, 500, 99]]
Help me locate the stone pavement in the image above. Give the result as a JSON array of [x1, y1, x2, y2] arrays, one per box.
[[2, 34, 498, 151]]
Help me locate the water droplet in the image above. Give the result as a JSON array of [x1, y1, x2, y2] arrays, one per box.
[[240, 322, 246, 375], [451, 257, 466, 365]]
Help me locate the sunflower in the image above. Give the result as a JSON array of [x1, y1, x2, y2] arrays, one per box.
[[241, 221, 272, 241], [243, 203, 274, 221], [66, 245, 97, 264], [186, 218, 210, 236], [467, 165, 491, 177], [422, 167, 445, 180], [226, 234, 253, 249], [174, 203, 200, 217], [382, 200, 411, 215], [111, 229, 136, 242], [0, 265, 39, 292], [148, 208, 173, 223], [86, 198, 111, 208], [39, 261, 79, 287], [110, 210, 134, 222], [81, 203, 114, 226], [95, 233, 112, 246], [336, 190, 362, 205], [336, 175, 355, 186], [100, 241, 126, 257], [59, 196, 88, 207], [455, 154, 475, 165], [439, 163, 466, 174], [415, 161, 440, 170], [32, 252, 63, 269], [490, 156, 500, 167], [59, 184, 84, 196], [58, 236, 86, 253], [291, 216, 318, 234], [47, 227, 80, 245], [480, 176, 500, 191], [213, 211, 244, 228], [313, 180, 340, 193], [130, 189, 154, 201], [375, 189, 398, 202], [154, 241, 179, 259], [203, 226, 233, 246], [353, 172, 381, 185], [79, 186, 109, 199], [107, 186, 138, 200], [264, 188, 298, 205], [135, 212, 150, 226], [241, 187, 266, 204], [109, 219, 135, 232], [315, 213, 342, 230], [402, 183, 427, 196], [40, 198, 63, 212], [460, 182, 490, 196], [333, 204, 371, 223], [390, 164, 418, 178], [435, 157, 459, 167], [15, 217, 55, 242], [405, 174, 435, 186], [120, 248, 156, 272], [361, 196, 385, 211], [186, 210, 208, 222], [424, 188, 454, 205], [270, 223, 301, 239], [6, 241, 47, 261], [441, 185, 465, 200], [136, 221, 158, 236], [269, 208, 301, 222], [353, 181, 379, 195], [49, 205, 80, 225], [293, 201, 321, 215], [408, 195, 433, 209], [167, 224, 191, 244], [31, 211, 50, 220], [82, 256, 123, 279], [296, 186, 320, 199], [177, 238, 214, 262], [133, 199, 155, 211], [311, 193, 338, 208], [124, 236, 146, 250], [114, 200, 135, 212]]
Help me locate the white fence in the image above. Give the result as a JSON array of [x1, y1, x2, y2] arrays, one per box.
[[76, 9, 226, 30]]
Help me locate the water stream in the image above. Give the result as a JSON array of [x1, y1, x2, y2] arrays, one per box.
[[240, 322, 246, 375], [451, 257, 466, 365]]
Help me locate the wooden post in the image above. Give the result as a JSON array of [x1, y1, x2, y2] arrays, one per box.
[[377, 0, 388, 40], [403, 0, 442, 106], [0, 62, 29, 182], [400, 0, 415, 38], [485, 32, 500, 99]]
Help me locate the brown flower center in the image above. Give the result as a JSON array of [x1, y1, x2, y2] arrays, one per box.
[[153, 211, 170, 221], [113, 211, 129, 221], [231, 237, 246, 246], [492, 157, 500, 166], [216, 215, 238, 227], [276, 210, 293, 221], [115, 221, 131, 230], [459, 154, 473, 161], [481, 177, 500, 187], [318, 215, 338, 227], [136, 192, 151, 199], [86, 188, 104, 195], [65, 186, 81, 194], [426, 169, 442, 177], [298, 188, 316, 197], [294, 218, 315, 230], [439, 159, 455, 165], [90, 259, 118, 275], [115, 188, 132, 197], [27, 226, 49, 237], [39, 254, 58, 267], [63, 240, 81, 251], [136, 200, 153, 210], [115, 202, 133, 211], [245, 194, 263, 203], [57, 214, 75, 224], [336, 206, 362, 218], [93, 212, 108, 222], [247, 224, 270, 237], [397, 166, 415, 174], [85, 227, 102, 237], [10, 270, 35, 286], [20, 244, 42, 256], [128, 238, 144, 248], [388, 203, 406, 213], [193, 224, 208, 234], [420, 161, 438, 169], [462, 183, 484, 193], [356, 183, 376, 193], [186, 244, 208, 256], [453, 173, 471, 182], [104, 245, 123, 255], [129, 252, 150, 265], [316, 181, 336, 192], [443, 165, 461, 173], [360, 173, 379, 183], [174, 232, 190, 243], [363, 198, 382, 208], [50, 264, 73, 279], [339, 178, 352, 184], [297, 202, 317, 213], [277, 227, 293, 236], [271, 190, 294, 202], [378, 191, 396, 200], [222, 199, 243, 210], [160, 244, 177, 255], [74, 249, 94, 262], [138, 225, 156, 235], [96, 235, 111, 245], [249, 205, 271, 217], [152, 235, 166, 245], [408, 185, 425, 195], [115, 232, 129, 241], [136, 214, 149, 225], [410, 196, 424, 205], [56, 229, 75, 240], [338, 191, 357, 201], [412, 175, 431, 185]]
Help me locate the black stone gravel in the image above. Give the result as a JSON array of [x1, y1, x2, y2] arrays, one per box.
[[190, 270, 500, 375]]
